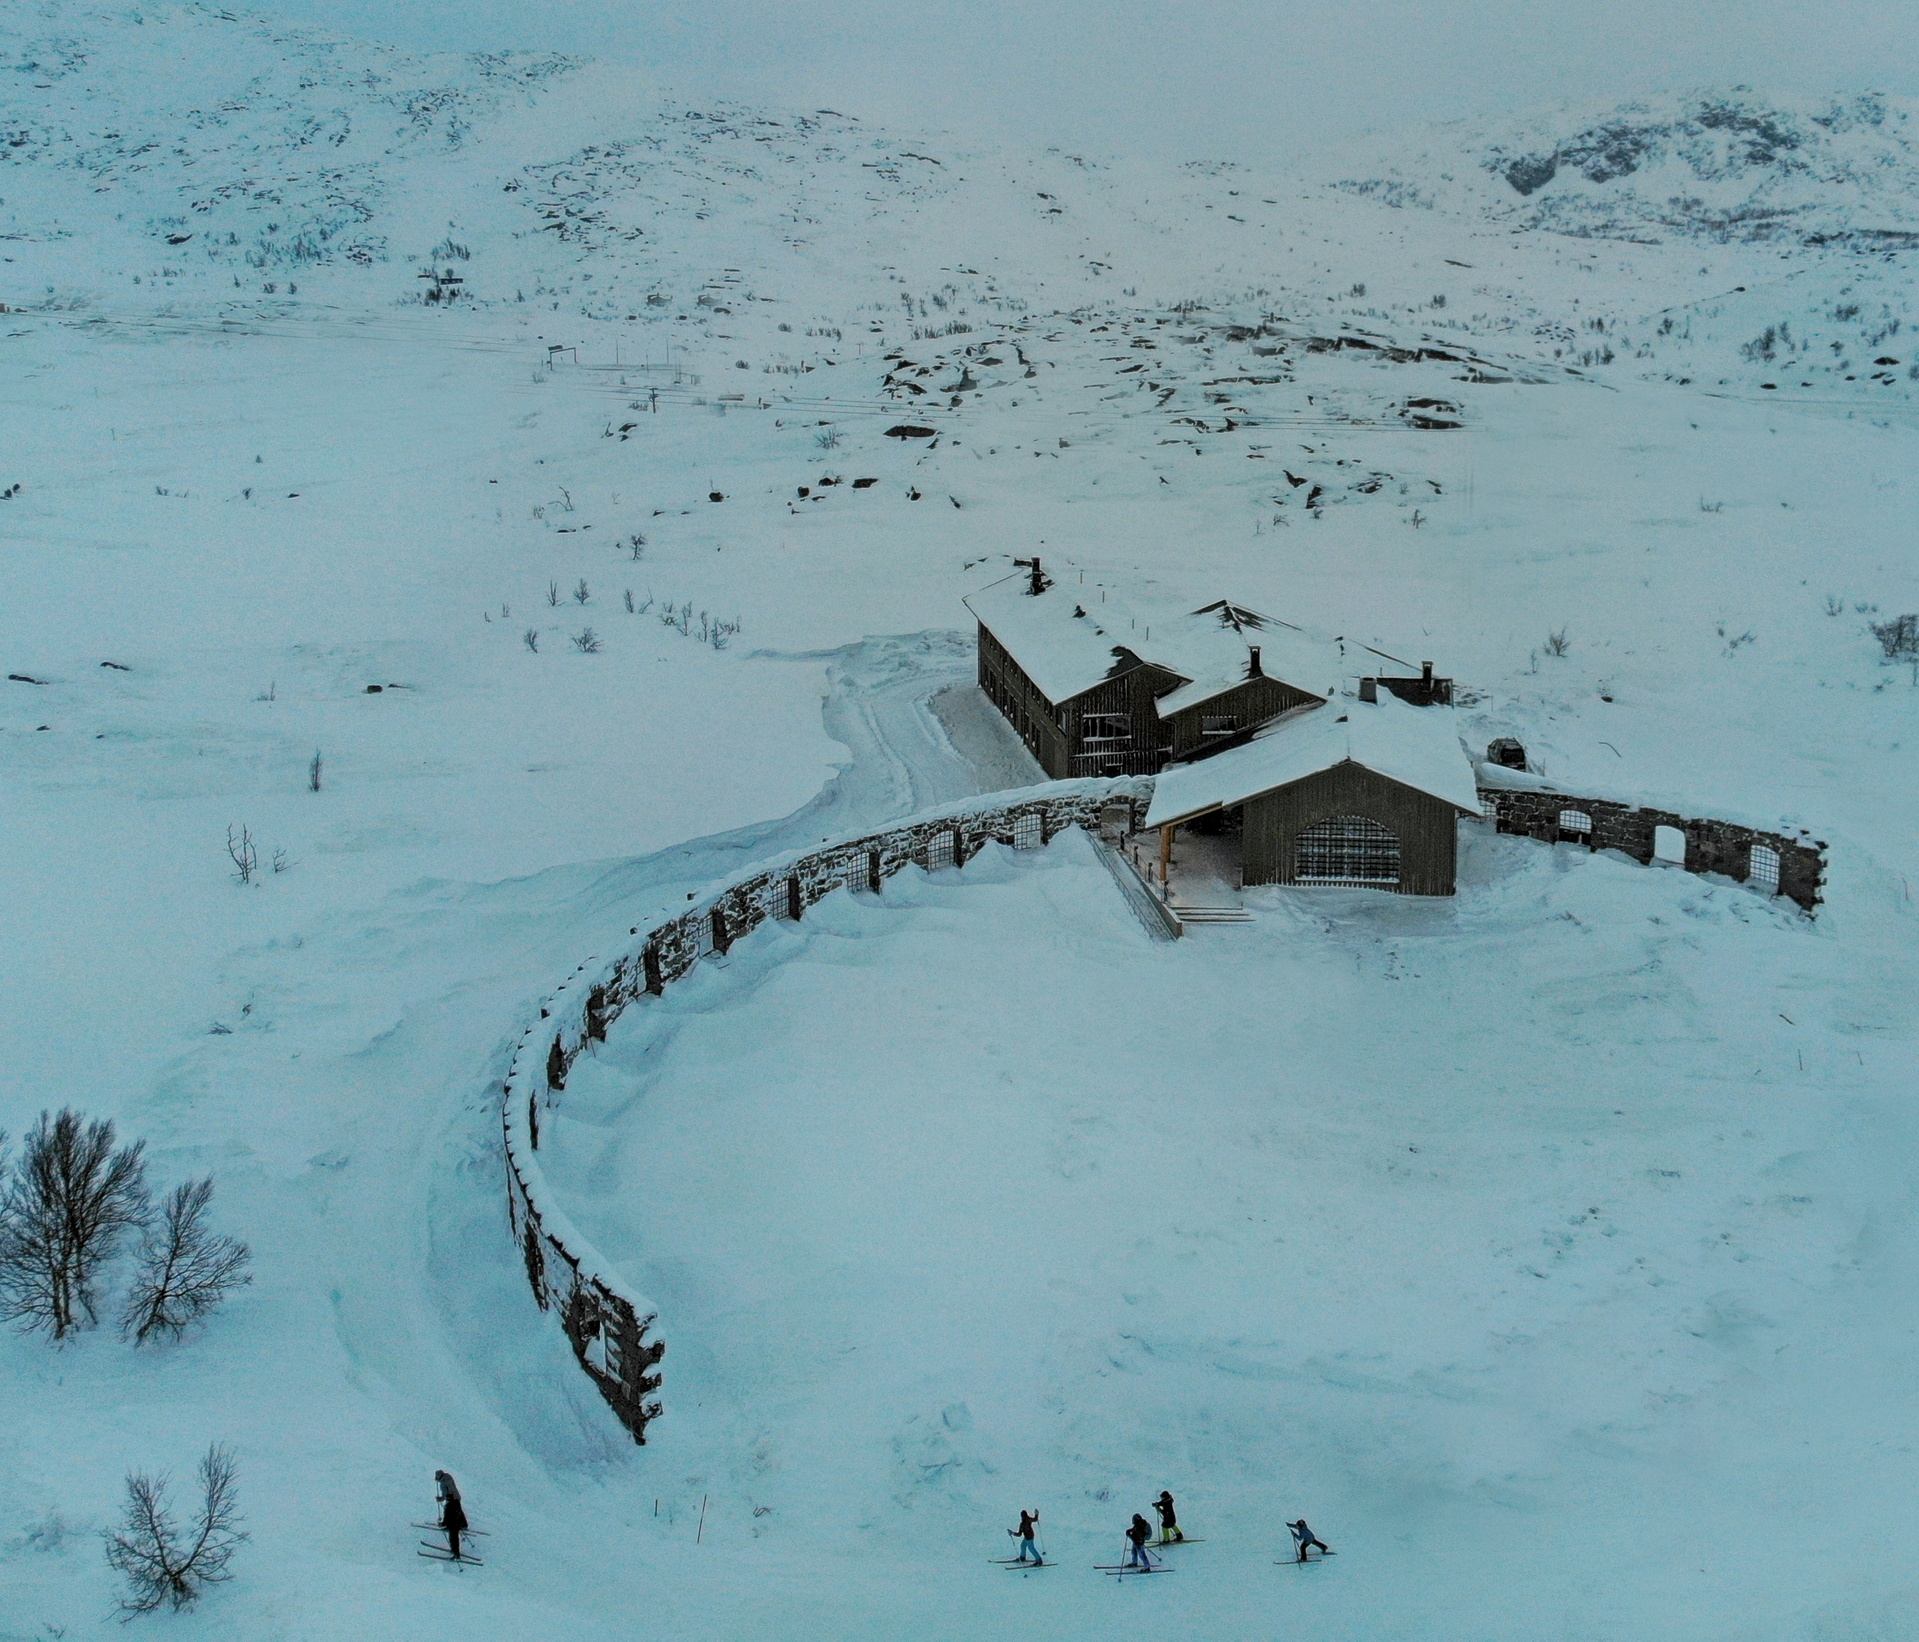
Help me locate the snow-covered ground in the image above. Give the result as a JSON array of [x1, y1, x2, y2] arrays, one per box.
[[2, 4, 1918, 1638]]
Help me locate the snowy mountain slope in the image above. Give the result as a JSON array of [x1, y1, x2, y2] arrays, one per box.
[[7, 5, 1919, 412], [2, 5, 1919, 1641], [1322, 88, 1919, 247]]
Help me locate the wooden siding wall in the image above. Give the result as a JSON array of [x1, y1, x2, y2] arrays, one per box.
[[1241, 762, 1461, 895], [1062, 661, 1187, 777], [977, 623, 1072, 777], [1161, 676, 1318, 760]]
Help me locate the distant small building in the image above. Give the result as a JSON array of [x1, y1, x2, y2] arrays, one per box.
[[1143, 691, 1480, 895]]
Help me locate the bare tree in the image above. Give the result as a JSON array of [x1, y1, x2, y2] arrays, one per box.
[[0, 1109, 149, 1338], [307, 749, 323, 793], [1543, 627, 1572, 658], [546, 580, 561, 608], [105, 1444, 247, 1613], [226, 824, 258, 885], [122, 1179, 251, 1344], [523, 628, 539, 654], [572, 627, 601, 654], [573, 578, 591, 605]]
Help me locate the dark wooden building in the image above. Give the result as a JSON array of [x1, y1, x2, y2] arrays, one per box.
[[966, 566, 1338, 778], [1143, 691, 1480, 895]]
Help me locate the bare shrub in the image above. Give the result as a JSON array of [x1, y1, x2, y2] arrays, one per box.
[[1871, 612, 1918, 662], [623, 589, 635, 613], [225, 824, 258, 885], [0, 1110, 149, 1339], [572, 627, 601, 654], [523, 628, 539, 654], [105, 1444, 247, 1613], [546, 581, 561, 608], [1542, 627, 1571, 658], [308, 749, 323, 793], [122, 1179, 251, 1344], [573, 579, 591, 605]]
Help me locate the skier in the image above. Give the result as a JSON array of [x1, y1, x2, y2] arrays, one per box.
[[1288, 1518, 1330, 1563], [1009, 1508, 1042, 1564], [1153, 1490, 1184, 1544], [436, 1470, 470, 1562], [1125, 1512, 1155, 1570]]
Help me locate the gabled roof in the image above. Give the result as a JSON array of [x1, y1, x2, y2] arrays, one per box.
[[1142, 692, 1480, 829], [963, 574, 1163, 704], [963, 573, 1338, 710]]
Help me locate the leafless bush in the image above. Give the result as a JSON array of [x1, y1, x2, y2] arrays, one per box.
[[626, 533, 645, 560], [1871, 613, 1918, 662], [572, 627, 601, 654], [1824, 595, 1845, 617], [1542, 627, 1571, 658], [546, 581, 561, 608], [308, 749, 323, 793], [0, 1109, 148, 1339], [105, 1444, 247, 1613], [574, 579, 591, 605], [815, 427, 842, 450], [623, 589, 635, 613], [122, 1179, 251, 1344], [523, 628, 539, 653], [225, 824, 258, 884]]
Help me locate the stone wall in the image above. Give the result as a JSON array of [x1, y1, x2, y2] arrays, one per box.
[[1479, 787, 1825, 911], [500, 778, 1153, 1444]]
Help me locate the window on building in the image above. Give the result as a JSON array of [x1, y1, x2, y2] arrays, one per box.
[[1558, 808, 1593, 840], [1013, 813, 1043, 850], [1295, 815, 1401, 885], [1201, 715, 1239, 738], [1748, 843, 1781, 893], [1080, 712, 1131, 744], [1652, 824, 1687, 865]]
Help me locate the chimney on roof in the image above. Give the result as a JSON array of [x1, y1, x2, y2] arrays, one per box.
[[1027, 556, 1045, 596], [1421, 660, 1434, 688], [1247, 645, 1263, 679], [1358, 677, 1378, 703]]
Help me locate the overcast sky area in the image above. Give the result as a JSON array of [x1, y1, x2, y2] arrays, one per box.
[[258, 0, 1919, 163]]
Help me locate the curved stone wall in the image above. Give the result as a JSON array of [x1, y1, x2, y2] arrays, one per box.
[[502, 770, 1826, 1444], [500, 778, 1151, 1444]]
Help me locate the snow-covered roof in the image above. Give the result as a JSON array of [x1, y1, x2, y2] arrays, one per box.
[[963, 575, 1339, 709], [1143, 693, 1481, 829]]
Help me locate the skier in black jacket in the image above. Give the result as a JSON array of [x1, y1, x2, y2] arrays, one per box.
[[1010, 1508, 1042, 1564], [1153, 1490, 1184, 1544], [435, 1470, 470, 1561], [1125, 1513, 1154, 1569]]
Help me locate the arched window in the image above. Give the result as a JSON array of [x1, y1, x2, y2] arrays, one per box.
[[1558, 808, 1593, 838], [1295, 815, 1401, 885], [1748, 843, 1781, 893]]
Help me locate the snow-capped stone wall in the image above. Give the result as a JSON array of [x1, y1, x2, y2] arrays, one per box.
[[1480, 786, 1825, 910], [500, 778, 1153, 1444]]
